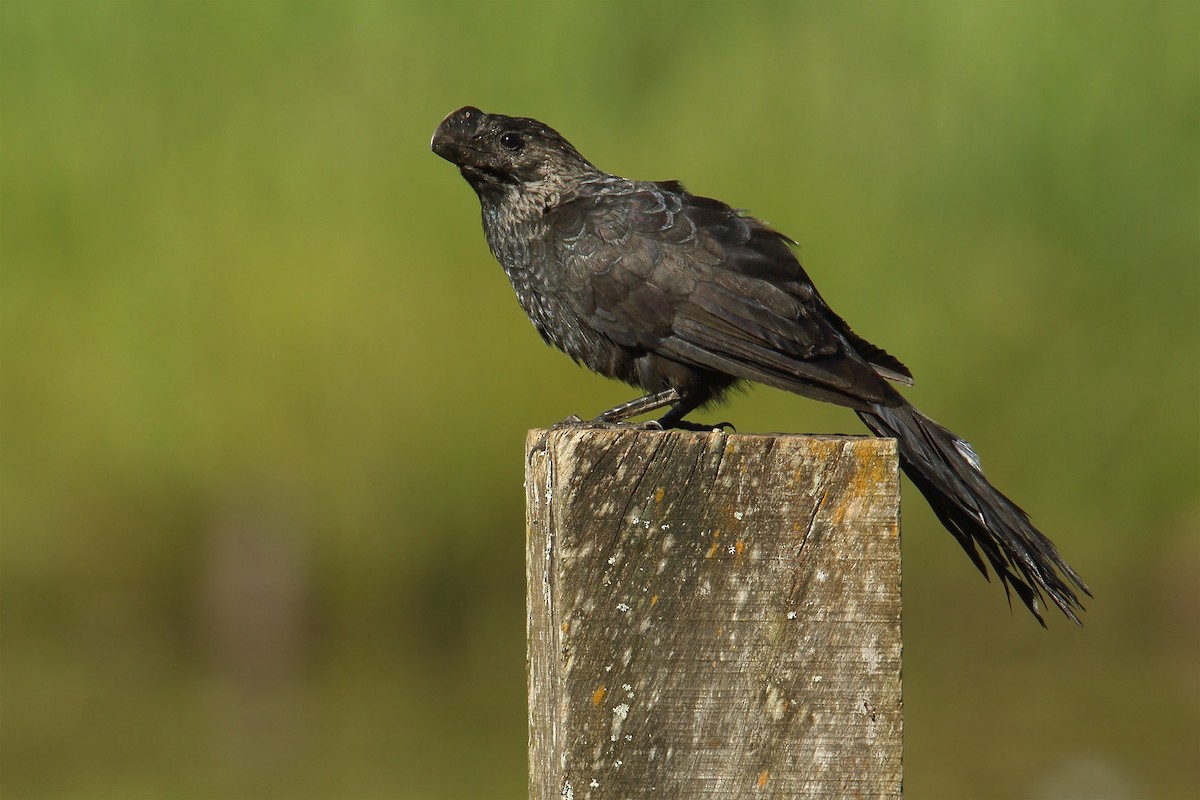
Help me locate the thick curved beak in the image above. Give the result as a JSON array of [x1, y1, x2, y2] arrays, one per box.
[[431, 106, 485, 165]]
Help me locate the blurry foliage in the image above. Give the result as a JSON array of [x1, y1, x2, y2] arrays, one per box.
[[1, 2, 1197, 798]]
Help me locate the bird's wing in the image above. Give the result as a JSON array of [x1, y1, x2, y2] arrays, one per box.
[[550, 180, 909, 409]]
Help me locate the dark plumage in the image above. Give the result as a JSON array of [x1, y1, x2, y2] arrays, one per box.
[[431, 106, 1089, 624]]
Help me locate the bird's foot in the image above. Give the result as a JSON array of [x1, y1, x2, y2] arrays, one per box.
[[552, 415, 664, 431], [661, 419, 736, 433], [551, 415, 733, 433]]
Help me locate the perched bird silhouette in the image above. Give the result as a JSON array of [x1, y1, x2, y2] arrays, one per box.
[[431, 106, 1089, 624]]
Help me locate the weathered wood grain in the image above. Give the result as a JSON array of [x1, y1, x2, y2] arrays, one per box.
[[526, 428, 902, 799]]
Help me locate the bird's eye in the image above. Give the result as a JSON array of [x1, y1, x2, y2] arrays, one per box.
[[499, 132, 524, 151]]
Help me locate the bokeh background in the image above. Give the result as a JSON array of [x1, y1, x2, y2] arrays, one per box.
[[2, 2, 1197, 798]]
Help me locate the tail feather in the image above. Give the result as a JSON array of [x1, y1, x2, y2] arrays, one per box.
[[858, 402, 1090, 625]]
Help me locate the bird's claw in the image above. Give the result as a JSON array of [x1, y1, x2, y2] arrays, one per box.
[[663, 420, 735, 433], [551, 415, 665, 431], [552, 414, 733, 433]]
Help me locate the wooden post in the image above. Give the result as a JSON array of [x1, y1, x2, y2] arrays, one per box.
[[526, 428, 902, 799]]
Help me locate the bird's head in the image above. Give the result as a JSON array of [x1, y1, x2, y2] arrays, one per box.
[[431, 107, 597, 199]]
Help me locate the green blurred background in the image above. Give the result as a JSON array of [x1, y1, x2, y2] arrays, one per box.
[[2, 1, 1197, 798]]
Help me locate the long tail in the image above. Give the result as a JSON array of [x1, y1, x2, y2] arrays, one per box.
[[857, 402, 1090, 625]]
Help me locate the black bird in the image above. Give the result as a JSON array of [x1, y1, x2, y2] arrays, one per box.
[[431, 106, 1089, 624]]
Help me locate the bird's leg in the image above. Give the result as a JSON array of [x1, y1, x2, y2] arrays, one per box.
[[553, 389, 682, 430], [593, 389, 681, 425], [657, 393, 735, 432], [556, 389, 733, 432]]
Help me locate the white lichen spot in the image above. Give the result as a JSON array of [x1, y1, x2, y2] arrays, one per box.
[[622, 683, 633, 696], [660, 523, 670, 531], [605, 664, 613, 672], [861, 641, 881, 673], [561, 780, 573, 800], [656, 558, 668, 575], [589, 779, 599, 789], [699, 579, 712, 596], [765, 684, 786, 721], [610, 702, 630, 742], [733, 511, 744, 521], [813, 675, 823, 683], [727, 545, 737, 554], [815, 569, 828, 582], [607, 556, 616, 565], [616, 602, 630, 613], [787, 610, 798, 620]]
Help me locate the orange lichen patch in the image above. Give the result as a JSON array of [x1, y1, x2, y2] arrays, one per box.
[[734, 539, 746, 556], [836, 452, 894, 526], [561, 621, 570, 634], [650, 595, 659, 607], [654, 486, 665, 504], [592, 686, 606, 707], [757, 770, 769, 788], [849, 452, 891, 499], [705, 529, 721, 558]]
